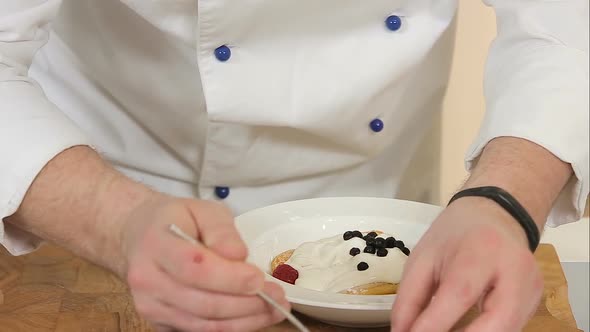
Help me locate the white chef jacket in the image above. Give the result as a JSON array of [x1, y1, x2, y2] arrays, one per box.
[[0, 0, 588, 255]]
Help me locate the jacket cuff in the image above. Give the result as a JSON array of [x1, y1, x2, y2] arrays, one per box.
[[0, 85, 92, 255]]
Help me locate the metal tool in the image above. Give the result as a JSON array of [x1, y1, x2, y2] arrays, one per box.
[[168, 224, 309, 332]]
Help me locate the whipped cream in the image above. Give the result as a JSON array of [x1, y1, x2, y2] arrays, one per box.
[[285, 233, 407, 293]]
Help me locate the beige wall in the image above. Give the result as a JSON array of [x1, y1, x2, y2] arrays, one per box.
[[439, 0, 496, 204]]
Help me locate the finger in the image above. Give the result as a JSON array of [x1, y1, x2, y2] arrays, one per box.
[[136, 295, 202, 332], [390, 254, 436, 331], [464, 255, 542, 332], [152, 324, 175, 332], [138, 295, 286, 332], [410, 251, 496, 332], [187, 200, 248, 261], [161, 281, 290, 320], [152, 232, 265, 295], [524, 286, 543, 322], [151, 261, 289, 319], [463, 291, 523, 332], [203, 309, 287, 332]]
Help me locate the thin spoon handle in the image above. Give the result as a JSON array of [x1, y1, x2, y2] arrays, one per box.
[[256, 290, 310, 332], [168, 224, 309, 332]]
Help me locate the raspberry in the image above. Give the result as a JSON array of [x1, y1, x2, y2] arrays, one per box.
[[272, 264, 299, 284]]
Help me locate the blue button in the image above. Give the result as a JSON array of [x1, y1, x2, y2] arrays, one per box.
[[214, 45, 231, 62], [370, 119, 384, 132], [215, 186, 230, 199], [385, 15, 402, 31]]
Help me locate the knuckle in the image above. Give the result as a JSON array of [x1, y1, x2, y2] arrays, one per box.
[[135, 301, 156, 320], [505, 310, 523, 330], [456, 281, 476, 304], [239, 267, 262, 292], [127, 267, 149, 290]]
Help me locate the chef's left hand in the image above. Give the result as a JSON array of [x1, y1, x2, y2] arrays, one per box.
[[390, 196, 544, 332]]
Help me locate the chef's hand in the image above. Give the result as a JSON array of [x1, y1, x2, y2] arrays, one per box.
[[120, 195, 289, 332], [391, 196, 543, 332]]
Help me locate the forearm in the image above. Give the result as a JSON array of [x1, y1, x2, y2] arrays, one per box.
[[463, 137, 573, 230], [5, 146, 154, 276]]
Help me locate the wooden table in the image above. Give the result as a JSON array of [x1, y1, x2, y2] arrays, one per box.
[[0, 244, 580, 331]]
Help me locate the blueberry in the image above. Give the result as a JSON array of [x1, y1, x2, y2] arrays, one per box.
[[374, 237, 386, 248], [401, 247, 411, 256], [376, 248, 388, 257], [357, 262, 369, 271], [385, 237, 396, 248], [365, 237, 376, 245], [367, 231, 378, 238], [343, 231, 354, 241], [349, 247, 361, 256], [352, 230, 363, 238], [395, 240, 405, 248], [363, 246, 376, 254]]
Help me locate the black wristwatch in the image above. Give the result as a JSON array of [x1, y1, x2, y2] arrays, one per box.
[[448, 186, 540, 252]]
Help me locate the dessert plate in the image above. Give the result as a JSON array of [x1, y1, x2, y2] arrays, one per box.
[[235, 197, 441, 327]]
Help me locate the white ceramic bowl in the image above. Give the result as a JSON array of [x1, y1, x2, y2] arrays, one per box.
[[235, 197, 441, 327]]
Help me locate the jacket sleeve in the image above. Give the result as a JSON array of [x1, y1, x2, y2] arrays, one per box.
[[0, 0, 92, 255], [466, 0, 589, 227]]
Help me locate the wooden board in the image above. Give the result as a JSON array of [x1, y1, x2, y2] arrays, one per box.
[[0, 244, 580, 331]]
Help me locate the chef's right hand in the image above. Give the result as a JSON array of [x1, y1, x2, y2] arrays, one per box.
[[119, 194, 289, 332]]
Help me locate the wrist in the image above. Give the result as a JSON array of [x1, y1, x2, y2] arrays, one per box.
[[448, 195, 530, 249], [93, 170, 158, 277], [462, 176, 546, 234], [464, 137, 572, 231]]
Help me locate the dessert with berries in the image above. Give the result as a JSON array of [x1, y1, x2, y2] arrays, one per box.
[[270, 230, 411, 295]]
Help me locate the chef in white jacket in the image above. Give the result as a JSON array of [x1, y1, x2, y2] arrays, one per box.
[[1, 0, 588, 331]]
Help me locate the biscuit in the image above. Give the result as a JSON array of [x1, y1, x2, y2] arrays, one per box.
[[341, 282, 399, 295], [270, 249, 294, 272]]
